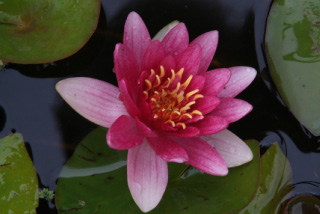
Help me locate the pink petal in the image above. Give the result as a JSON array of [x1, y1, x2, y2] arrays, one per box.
[[184, 74, 205, 93], [127, 142, 168, 212], [153, 20, 180, 41], [176, 44, 202, 79], [118, 79, 141, 117], [201, 129, 253, 167], [161, 23, 189, 56], [218, 66, 257, 98], [194, 115, 229, 136], [190, 30, 219, 74], [135, 117, 159, 138], [172, 137, 228, 175], [107, 115, 144, 150], [202, 68, 231, 96], [114, 44, 140, 96], [192, 96, 220, 115], [123, 12, 151, 65], [210, 98, 253, 123], [158, 55, 176, 72], [141, 40, 165, 73], [55, 77, 128, 128], [147, 136, 188, 163]]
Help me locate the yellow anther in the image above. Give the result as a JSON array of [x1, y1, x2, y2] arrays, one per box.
[[169, 82, 181, 95], [165, 120, 175, 127], [143, 91, 149, 99], [181, 75, 193, 89], [193, 94, 204, 100], [154, 91, 159, 95], [181, 113, 192, 119], [163, 78, 171, 88], [176, 122, 186, 130], [151, 98, 157, 103], [154, 75, 161, 87], [170, 69, 176, 82], [191, 110, 203, 116], [172, 110, 181, 116], [176, 68, 184, 78], [154, 114, 159, 119], [186, 89, 199, 99], [150, 69, 156, 77], [145, 79, 152, 91], [177, 91, 184, 103], [160, 66, 165, 77], [185, 101, 196, 107]]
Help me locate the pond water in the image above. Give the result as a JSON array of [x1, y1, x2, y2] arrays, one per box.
[[0, 0, 319, 213]]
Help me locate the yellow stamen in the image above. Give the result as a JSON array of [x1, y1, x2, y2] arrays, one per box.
[[154, 75, 161, 87], [176, 122, 186, 129], [193, 94, 204, 100], [181, 75, 193, 89], [150, 69, 155, 77], [191, 110, 203, 116], [186, 89, 199, 99], [181, 113, 192, 119], [160, 66, 165, 77], [176, 68, 184, 78], [170, 69, 175, 82], [145, 79, 152, 91]]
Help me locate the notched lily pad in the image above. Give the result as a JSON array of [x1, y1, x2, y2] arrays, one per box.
[[0, 0, 100, 63], [265, 0, 320, 136], [56, 127, 260, 213], [284, 195, 320, 214], [0, 133, 38, 213]]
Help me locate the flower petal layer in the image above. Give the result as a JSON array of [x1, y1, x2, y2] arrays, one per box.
[[55, 77, 127, 128], [201, 129, 253, 167], [123, 12, 151, 65], [194, 115, 229, 136], [173, 137, 228, 176], [190, 30, 219, 74], [218, 66, 257, 98], [176, 44, 202, 79], [107, 115, 144, 150], [210, 98, 253, 123], [161, 23, 189, 56], [147, 136, 188, 163], [202, 68, 231, 96], [127, 142, 168, 213], [141, 40, 165, 73]]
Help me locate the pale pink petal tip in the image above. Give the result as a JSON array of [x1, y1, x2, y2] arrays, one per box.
[[218, 66, 257, 98], [128, 142, 168, 212], [202, 129, 253, 168], [55, 77, 128, 128], [153, 20, 180, 41]]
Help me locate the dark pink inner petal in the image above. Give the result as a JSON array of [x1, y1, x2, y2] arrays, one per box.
[[210, 97, 253, 123], [164, 126, 200, 137], [161, 23, 189, 56], [123, 12, 151, 65], [193, 115, 229, 136], [107, 115, 144, 150], [118, 79, 141, 117], [202, 68, 231, 96], [191, 95, 220, 116], [172, 136, 228, 176], [190, 30, 219, 74], [141, 41, 165, 73], [147, 136, 188, 163]]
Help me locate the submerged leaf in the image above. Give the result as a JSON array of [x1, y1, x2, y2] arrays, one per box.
[[56, 127, 260, 213], [0, 133, 38, 213], [239, 142, 293, 214], [0, 0, 100, 63], [265, 0, 320, 136]]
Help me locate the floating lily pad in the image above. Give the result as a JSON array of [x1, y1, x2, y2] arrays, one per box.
[[285, 195, 320, 214], [56, 127, 260, 213], [239, 142, 293, 214], [0, 133, 38, 213], [0, 0, 100, 63], [265, 0, 320, 136]]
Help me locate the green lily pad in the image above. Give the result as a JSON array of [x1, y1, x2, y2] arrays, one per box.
[[285, 195, 320, 214], [56, 127, 260, 213], [265, 0, 320, 136], [239, 142, 293, 214], [0, 133, 39, 213], [0, 0, 100, 64]]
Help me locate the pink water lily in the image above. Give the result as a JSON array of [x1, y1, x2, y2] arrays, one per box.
[[56, 12, 256, 212]]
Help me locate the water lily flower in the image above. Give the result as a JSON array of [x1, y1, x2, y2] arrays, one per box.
[[56, 12, 257, 212]]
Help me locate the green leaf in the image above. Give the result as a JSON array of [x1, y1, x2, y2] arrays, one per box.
[[0, 0, 100, 64], [56, 127, 260, 213], [284, 195, 320, 214], [265, 0, 320, 136], [239, 142, 293, 214], [0, 133, 39, 213]]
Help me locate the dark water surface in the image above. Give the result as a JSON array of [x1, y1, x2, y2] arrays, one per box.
[[0, 0, 319, 213]]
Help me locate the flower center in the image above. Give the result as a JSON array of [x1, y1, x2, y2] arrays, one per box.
[[143, 66, 204, 129]]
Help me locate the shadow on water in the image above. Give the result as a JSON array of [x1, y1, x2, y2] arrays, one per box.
[[0, 0, 320, 213]]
